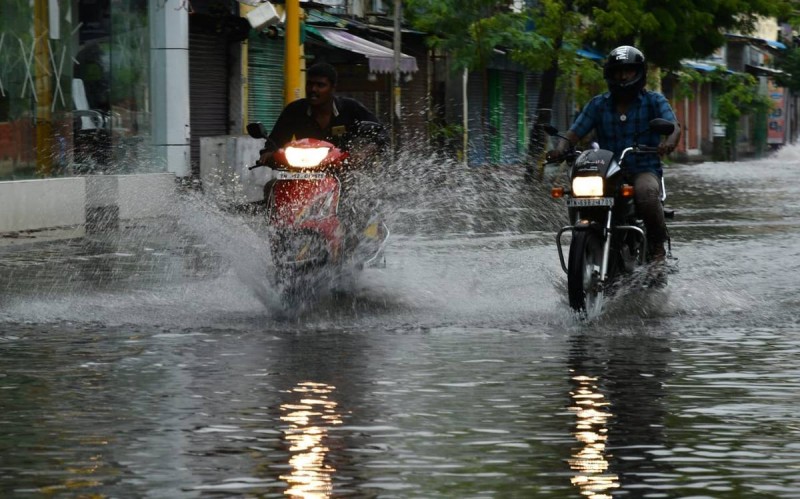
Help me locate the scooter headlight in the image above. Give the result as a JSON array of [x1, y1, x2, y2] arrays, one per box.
[[571, 176, 604, 197], [284, 146, 331, 168]]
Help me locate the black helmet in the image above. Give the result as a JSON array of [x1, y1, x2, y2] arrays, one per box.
[[603, 45, 646, 99]]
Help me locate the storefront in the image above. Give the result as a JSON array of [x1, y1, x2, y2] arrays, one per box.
[[0, 0, 153, 180]]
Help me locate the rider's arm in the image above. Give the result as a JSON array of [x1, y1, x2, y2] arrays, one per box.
[[654, 93, 681, 155], [344, 97, 389, 151], [546, 96, 599, 161], [546, 130, 583, 162], [557, 130, 580, 151]]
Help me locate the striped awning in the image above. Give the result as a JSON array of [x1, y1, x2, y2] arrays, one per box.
[[309, 27, 418, 74]]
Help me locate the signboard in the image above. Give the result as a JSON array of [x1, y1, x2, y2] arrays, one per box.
[[767, 79, 787, 145]]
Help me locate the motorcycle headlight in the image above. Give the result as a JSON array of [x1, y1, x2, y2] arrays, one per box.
[[571, 176, 604, 197], [284, 146, 330, 168]]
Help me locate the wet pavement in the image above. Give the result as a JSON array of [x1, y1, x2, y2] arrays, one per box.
[[1, 148, 800, 497]]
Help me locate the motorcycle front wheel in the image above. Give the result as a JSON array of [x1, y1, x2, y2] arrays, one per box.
[[567, 230, 605, 315]]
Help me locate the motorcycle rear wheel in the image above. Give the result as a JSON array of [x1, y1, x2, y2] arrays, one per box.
[[567, 230, 605, 315]]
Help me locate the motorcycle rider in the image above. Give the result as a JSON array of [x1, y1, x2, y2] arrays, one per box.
[[257, 62, 388, 253], [546, 45, 681, 275], [258, 62, 387, 165]]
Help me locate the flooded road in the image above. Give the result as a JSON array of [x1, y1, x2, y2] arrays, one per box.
[[1, 148, 800, 497]]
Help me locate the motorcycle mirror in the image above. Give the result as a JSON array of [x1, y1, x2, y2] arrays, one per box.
[[648, 118, 675, 136], [246, 122, 268, 139]]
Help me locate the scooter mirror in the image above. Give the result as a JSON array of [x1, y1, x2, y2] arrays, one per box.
[[246, 122, 268, 139]]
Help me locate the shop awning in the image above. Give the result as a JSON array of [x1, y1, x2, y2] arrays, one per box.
[[310, 27, 418, 74], [683, 60, 718, 72], [725, 33, 787, 50], [745, 63, 785, 78], [576, 48, 603, 61]]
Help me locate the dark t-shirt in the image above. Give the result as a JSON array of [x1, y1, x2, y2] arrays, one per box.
[[263, 96, 384, 152]]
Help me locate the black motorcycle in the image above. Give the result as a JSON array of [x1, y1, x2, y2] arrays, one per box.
[[545, 118, 676, 316]]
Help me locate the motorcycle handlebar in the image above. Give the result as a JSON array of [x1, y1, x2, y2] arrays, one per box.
[[634, 145, 660, 154]]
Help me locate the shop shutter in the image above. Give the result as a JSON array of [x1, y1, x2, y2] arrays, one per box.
[[189, 31, 229, 173], [522, 72, 540, 159], [500, 70, 520, 163], [526, 71, 543, 128], [467, 70, 486, 165], [248, 34, 284, 131]]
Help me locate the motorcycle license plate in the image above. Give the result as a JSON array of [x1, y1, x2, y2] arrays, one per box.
[[276, 171, 326, 180], [566, 197, 614, 207]]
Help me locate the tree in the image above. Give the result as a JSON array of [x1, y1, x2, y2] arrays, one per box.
[[674, 67, 772, 159], [404, 0, 550, 163], [403, 0, 792, 166], [773, 48, 800, 92], [578, 0, 790, 70]]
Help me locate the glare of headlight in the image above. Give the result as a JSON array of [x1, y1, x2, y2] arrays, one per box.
[[571, 176, 604, 197], [284, 147, 330, 168]]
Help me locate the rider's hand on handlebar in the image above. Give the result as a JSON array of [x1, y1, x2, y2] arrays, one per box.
[[545, 149, 565, 163], [658, 140, 677, 156], [258, 150, 274, 166]]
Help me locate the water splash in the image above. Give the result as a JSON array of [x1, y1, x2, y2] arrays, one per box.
[[0, 144, 599, 329]]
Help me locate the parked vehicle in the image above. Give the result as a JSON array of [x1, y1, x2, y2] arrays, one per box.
[[546, 118, 676, 317], [246, 122, 389, 302]]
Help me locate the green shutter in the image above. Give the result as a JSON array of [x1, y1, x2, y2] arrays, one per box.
[[248, 34, 285, 129]]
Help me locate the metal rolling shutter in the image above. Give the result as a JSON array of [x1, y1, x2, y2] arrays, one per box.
[[524, 72, 543, 161], [189, 31, 229, 173], [500, 70, 520, 163], [526, 72, 542, 128], [467, 70, 486, 165], [248, 34, 284, 131]]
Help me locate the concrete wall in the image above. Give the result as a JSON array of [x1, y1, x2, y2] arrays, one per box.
[[0, 173, 176, 234], [0, 178, 86, 232], [199, 135, 271, 204]]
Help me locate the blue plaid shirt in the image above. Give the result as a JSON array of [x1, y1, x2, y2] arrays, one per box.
[[569, 90, 677, 175]]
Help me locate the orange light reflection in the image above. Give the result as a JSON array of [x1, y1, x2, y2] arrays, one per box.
[[568, 372, 619, 498], [280, 381, 342, 498]]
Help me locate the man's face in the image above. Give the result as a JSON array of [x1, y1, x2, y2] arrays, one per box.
[[612, 67, 637, 84], [306, 76, 334, 107]]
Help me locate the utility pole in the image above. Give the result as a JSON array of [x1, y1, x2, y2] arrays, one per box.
[[284, 0, 303, 105], [392, 0, 402, 152]]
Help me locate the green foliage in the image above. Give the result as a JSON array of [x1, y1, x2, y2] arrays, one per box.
[[577, 0, 792, 69], [773, 47, 800, 92], [674, 68, 773, 128], [404, 0, 551, 72]]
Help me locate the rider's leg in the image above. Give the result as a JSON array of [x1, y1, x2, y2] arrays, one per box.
[[633, 172, 667, 260]]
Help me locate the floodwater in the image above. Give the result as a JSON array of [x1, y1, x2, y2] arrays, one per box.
[[1, 146, 800, 498]]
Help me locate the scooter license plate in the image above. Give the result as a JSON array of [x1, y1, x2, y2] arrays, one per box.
[[566, 197, 614, 207], [276, 171, 326, 180]]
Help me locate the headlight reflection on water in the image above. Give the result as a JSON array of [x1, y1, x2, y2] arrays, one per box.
[[568, 372, 619, 498], [280, 381, 343, 498]]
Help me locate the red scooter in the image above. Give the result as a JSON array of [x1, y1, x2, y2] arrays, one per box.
[[246, 122, 389, 301]]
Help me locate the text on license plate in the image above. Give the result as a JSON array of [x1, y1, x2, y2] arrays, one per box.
[[276, 171, 326, 180], [566, 197, 614, 207]]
